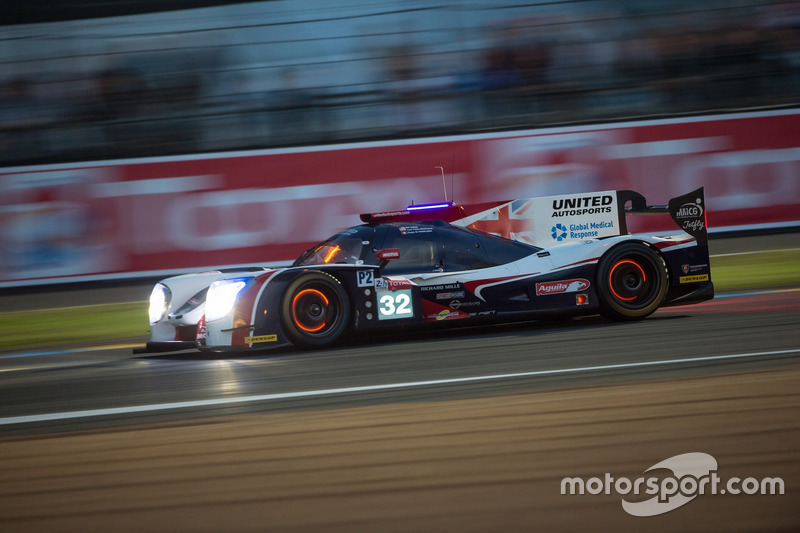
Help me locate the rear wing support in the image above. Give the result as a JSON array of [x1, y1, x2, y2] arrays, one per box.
[[616, 188, 708, 244]]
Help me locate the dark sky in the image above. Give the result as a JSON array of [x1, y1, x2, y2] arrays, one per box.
[[1, 1, 267, 25]]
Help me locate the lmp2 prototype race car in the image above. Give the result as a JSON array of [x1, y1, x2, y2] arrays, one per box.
[[142, 188, 712, 353]]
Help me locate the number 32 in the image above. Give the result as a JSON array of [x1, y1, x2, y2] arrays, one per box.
[[378, 291, 412, 320]]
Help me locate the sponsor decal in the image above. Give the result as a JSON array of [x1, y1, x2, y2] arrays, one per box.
[[399, 225, 433, 235], [553, 221, 614, 241], [376, 278, 413, 291], [551, 194, 614, 218], [421, 283, 461, 292], [669, 189, 706, 241], [426, 309, 467, 321], [371, 210, 411, 218], [551, 223, 568, 241], [449, 300, 480, 309], [436, 291, 465, 300], [565, 220, 615, 240], [466, 191, 619, 248], [374, 248, 400, 260], [536, 278, 591, 295], [387, 279, 414, 290], [675, 202, 703, 219], [245, 334, 278, 343], [682, 263, 708, 274], [196, 315, 207, 341], [680, 274, 710, 283]]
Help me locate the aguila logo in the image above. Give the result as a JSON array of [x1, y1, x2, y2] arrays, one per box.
[[536, 278, 590, 296]]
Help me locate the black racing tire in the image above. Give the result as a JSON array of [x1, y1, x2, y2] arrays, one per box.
[[595, 242, 668, 321], [280, 271, 351, 347]]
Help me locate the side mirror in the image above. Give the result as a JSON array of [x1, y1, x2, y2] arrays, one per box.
[[374, 248, 400, 273], [374, 248, 400, 261]]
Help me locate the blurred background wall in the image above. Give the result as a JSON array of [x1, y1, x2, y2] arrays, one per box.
[[2, 0, 799, 167], [1, 0, 799, 286]]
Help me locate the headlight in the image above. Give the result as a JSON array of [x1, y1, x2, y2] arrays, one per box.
[[205, 278, 248, 322], [148, 283, 170, 324]]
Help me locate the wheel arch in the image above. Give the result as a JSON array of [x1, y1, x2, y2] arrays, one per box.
[[275, 268, 354, 347], [594, 239, 670, 321], [602, 238, 672, 277]]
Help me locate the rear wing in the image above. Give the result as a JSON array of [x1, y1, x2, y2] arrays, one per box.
[[360, 188, 707, 247], [618, 187, 708, 245]]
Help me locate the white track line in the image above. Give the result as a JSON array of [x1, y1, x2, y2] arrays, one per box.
[[710, 248, 800, 258], [1, 348, 798, 426]]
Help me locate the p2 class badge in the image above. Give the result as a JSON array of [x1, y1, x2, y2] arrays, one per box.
[[357, 270, 374, 287]]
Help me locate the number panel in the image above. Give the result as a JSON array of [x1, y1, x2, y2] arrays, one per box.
[[377, 289, 414, 321]]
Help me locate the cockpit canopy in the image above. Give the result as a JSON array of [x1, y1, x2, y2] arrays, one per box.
[[293, 221, 540, 274]]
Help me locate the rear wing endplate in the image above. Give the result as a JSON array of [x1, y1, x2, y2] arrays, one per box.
[[618, 188, 708, 244]]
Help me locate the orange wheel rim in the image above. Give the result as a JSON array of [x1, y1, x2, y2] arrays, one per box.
[[292, 288, 329, 332], [609, 260, 646, 301]]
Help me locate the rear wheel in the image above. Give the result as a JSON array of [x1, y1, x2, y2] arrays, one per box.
[[280, 272, 351, 347], [596, 243, 668, 321]]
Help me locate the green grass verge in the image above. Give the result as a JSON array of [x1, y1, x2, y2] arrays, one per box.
[[0, 303, 149, 350], [0, 249, 798, 351], [710, 249, 800, 291]]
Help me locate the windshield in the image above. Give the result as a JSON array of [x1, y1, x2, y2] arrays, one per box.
[[293, 226, 379, 267]]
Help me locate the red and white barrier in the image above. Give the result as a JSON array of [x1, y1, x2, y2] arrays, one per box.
[[2, 109, 798, 287]]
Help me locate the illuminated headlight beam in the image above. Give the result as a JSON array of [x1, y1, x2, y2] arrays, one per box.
[[205, 279, 248, 322], [148, 284, 170, 324]]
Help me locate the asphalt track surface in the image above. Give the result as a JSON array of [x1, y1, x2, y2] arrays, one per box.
[[0, 234, 798, 532]]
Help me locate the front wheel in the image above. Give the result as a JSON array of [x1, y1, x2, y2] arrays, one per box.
[[280, 272, 351, 347], [595, 243, 668, 321]]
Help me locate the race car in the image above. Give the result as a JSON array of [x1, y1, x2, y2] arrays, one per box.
[[141, 187, 712, 353]]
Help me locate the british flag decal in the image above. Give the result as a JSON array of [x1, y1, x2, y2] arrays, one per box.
[[466, 200, 537, 243]]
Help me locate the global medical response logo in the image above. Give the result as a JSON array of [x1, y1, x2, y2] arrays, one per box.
[[536, 278, 590, 296], [551, 224, 568, 241]]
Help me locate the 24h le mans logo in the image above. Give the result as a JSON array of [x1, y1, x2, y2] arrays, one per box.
[[551, 224, 568, 241]]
